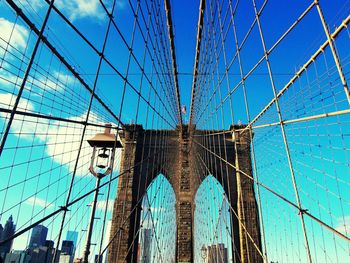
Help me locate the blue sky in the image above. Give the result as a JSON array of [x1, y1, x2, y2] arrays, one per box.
[[0, 0, 350, 262]]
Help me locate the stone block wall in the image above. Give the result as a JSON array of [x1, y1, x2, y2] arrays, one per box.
[[108, 124, 262, 263]]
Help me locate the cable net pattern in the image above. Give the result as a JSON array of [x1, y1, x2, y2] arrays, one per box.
[[190, 0, 350, 262], [0, 0, 179, 262], [0, 0, 349, 263]]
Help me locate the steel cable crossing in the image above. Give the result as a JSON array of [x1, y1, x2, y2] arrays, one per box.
[[0, 0, 180, 262], [189, 0, 350, 262], [0, 0, 349, 263]]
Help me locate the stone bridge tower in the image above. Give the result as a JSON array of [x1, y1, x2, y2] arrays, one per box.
[[108, 124, 262, 263]]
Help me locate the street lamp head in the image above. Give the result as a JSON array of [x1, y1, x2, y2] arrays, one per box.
[[87, 124, 122, 148], [88, 124, 122, 177]]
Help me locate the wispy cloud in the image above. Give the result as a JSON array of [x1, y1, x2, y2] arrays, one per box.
[[55, 0, 128, 22], [336, 215, 350, 234], [56, 0, 106, 21], [0, 17, 74, 94], [27, 70, 75, 93], [0, 74, 23, 88], [25, 196, 54, 209], [0, 93, 121, 176], [92, 199, 114, 212], [0, 18, 28, 51], [0, 17, 28, 90], [0, 93, 34, 112], [116, 0, 127, 9], [15, 0, 45, 13]]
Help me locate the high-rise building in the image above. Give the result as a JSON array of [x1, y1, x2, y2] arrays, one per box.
[[59, 254, 72, 263], [0, 215, 16, 256], [29, 225, 48, 248], [60, 240, 74, 263], [45, 240, 55, 249], [66, 231, 78, 248], [61, 240, 74, 256], [0, 224, 3, 240], [94, 254, 103, 263], [140, 228, 152, 263], [30, 245, 59, 263], [66, 231, 78, 258], [216, 243, 228, 263], [207, 243, 228, 263], [4, 250, 31, 263]]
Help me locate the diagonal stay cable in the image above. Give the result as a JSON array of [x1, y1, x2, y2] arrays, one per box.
[[0, 0, 56, 157], [189, 0, 206, 128], [0, 149, 162, 247], [193, 139, 350, 244], [240, 15, 350, 134], [5, 0, 124, 128], [164, 0, 183, 125]]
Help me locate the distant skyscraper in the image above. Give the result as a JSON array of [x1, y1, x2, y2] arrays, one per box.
[[66, 231, 78, 257], [66, 231, 78, 248], [0, 215, 16, 255], [4, 250, 31, 263], [30, 245, 58, 263], [140, 228, 152, 263], [207, 243, 228, 263], [59, 254, 72, 263], [45, 240, 55, 249], [61, 240, 74, 255], [29, 225, 48, 248], [0, 224, 3, 240], [94, 254, 103, 263]]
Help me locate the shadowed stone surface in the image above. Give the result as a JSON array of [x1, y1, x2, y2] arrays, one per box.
[[108, 124, 262, 263]]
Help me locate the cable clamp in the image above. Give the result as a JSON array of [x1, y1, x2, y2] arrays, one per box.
[[298, 208, 308, 215], [60, 206, 70, 212]]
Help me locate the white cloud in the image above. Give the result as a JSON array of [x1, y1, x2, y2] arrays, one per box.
[[54, 0, 127, 22], [54, 70, 76, 85], [25, 196, 54, 209], [0, 93, 48, 142], [0, 17, 73, 95], [0, 68, 75, 94], [23, 0, 44, 11], [0, 92, 34, 112], [14, 0, 44, 13], [0, 18, 28, 91], [0, 73, 22, 88], [336, 215, 350, 234], [0, 18, 28, 51], [27, 70, 75, 93], [92, 199, 114, 212], [0, 93, 121, 176], [56, 0, 106, 21], [115, 0, 127, 9]]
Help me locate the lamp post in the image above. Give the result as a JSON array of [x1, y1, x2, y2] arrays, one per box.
[[201, 245, 207, 263], [82, 124, 122, 263]]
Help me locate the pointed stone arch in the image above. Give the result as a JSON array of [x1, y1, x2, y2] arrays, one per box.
[[108, 124, 262, 263]]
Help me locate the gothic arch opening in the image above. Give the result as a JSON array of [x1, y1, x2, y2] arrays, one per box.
[[138, 174, 176, 262], [194, 175, 234, 263]]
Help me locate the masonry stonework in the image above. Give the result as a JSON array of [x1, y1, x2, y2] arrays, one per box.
[[108, 124, 262, 263]]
